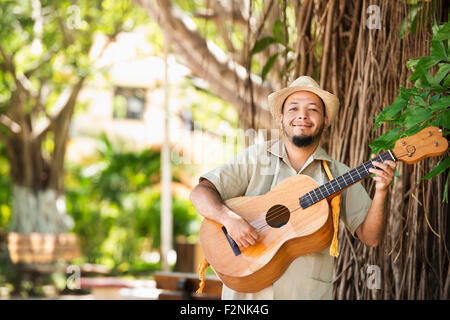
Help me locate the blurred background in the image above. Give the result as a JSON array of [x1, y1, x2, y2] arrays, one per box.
[[0, 0, 448, 300]]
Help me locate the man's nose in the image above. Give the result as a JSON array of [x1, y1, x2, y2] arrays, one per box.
[[297, 108, 309, 119]]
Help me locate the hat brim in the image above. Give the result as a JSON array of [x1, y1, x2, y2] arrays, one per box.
[[268, 86, 339, 126]]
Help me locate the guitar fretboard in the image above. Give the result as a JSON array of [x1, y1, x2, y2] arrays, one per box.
[[299, 151, 396, 209]]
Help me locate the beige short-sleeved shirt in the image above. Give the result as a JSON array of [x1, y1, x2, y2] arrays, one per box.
[[200, 139, 372, 300]]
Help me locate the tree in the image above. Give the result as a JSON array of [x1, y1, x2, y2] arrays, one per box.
[[0, 0, 148, 234], [135, 0, 449, 299]]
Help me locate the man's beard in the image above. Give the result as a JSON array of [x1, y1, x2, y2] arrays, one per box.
[[292, 135, 316, 147], [283, 121, 324, 148]]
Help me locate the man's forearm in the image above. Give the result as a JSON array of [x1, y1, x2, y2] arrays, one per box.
[[356, 190, 388, 247], [189, 182, 233, 225]]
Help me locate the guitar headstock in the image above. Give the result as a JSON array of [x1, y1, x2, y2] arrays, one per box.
[[392, 127, 448, 164]]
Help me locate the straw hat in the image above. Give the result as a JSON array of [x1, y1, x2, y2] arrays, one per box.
[[268, 76, 340, 126]]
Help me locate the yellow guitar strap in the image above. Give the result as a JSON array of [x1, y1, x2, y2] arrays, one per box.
[[322, 160, 340, 258], [196, 258, 210, 294], [196, 160, 341, 294]]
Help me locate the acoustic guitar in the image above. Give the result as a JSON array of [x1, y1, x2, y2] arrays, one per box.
[[199, 126, 448, 293]]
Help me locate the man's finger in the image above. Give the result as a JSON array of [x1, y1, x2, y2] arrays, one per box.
[[369, 167, 389, 179], [372, 161, 394, 175]]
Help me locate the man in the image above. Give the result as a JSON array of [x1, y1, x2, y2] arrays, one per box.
[[189, 76, 396, 299]]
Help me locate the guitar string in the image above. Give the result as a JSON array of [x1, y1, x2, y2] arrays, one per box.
[[249, 152, 393, 232]]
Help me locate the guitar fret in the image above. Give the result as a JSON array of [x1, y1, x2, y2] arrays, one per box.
[[317, 187, 325, 199], [337, 175, 346, 189], [320, 185, 329, 198], [312, 189, 319, 202], [344, 172, 354, 184], [361, 163, 370, 175], [328, 180, 337, 193], [355, 167, 362, 179], [308, 192, 314, 204]]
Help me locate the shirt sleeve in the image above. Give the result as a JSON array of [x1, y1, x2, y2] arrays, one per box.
[[199, 145, 256, 201], [340, 182, 372, 237], [332, 162, 372, 237]]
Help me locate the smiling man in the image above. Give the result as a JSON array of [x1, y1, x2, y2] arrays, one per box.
[[190, 76, 396, 299]]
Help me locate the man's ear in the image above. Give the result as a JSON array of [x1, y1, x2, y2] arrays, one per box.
[[324, 115, 329, 128], [278, 113, 283, 127]]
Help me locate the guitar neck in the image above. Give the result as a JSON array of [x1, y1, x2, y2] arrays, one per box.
[[299, 150, 397, 209]]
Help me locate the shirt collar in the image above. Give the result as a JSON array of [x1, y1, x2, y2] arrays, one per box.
[[267, 139, 334, 164]]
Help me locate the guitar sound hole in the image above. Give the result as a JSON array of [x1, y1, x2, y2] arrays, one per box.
[[266, 204, 290, 228]]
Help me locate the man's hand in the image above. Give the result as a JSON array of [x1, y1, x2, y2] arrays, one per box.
[[369, 155, 396, 192], [356, 155, 396, 247], [222, 211, 259, 248]]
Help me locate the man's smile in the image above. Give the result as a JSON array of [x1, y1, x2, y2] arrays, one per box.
[[292, 122, 313, 128]]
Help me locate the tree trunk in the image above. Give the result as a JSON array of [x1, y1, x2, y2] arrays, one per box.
[[10, 185, 74, 234], [0, 77, 85, 236]]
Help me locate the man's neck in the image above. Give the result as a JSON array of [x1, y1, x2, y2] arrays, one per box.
[[284, 138, 320, 173]]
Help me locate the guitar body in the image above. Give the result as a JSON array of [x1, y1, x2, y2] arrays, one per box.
[[199, 174, 333, 293]]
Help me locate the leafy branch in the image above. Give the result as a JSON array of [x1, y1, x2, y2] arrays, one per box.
[[370, 20, 449, 201]]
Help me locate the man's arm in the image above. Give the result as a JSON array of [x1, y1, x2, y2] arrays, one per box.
[[356, 159, 396, 247], [189, 179, 258, 248]]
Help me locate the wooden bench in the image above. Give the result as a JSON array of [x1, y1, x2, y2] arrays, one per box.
[[153, 271, 222, 300], [7, 232, 82, 264]]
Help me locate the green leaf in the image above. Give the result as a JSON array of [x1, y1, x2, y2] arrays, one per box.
[[406, 58, 420, 71], [252, 36, 277, 54], [438, 108, 450, 128], [261, 53, 278, 81], [430, 96, 450, 111], [399, 4, 420, 39], [444, 74, 450, 88], [433, 63, 450, 84], [430, 39, 447, 61], [429, 93, 441, 105], [373, 93, 408, 129], [369, 127, 403, 154], [272, 19, 285, 45], [403, 105, 432, 128], [444, 175, 449, 203], [433, 21, 450, 41], [421, 156, 450, 181], [410, 57, 440, 82]]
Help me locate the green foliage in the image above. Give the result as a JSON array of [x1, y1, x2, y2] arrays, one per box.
[[251, 16, 294, 81], [371, 21, 450, 200], [65, 135, 200, 274], [0, 0, 149, 116], [0, 142, 11, 233]]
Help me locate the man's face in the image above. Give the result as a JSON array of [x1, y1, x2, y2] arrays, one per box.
[[278, 91, 327, 147]]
